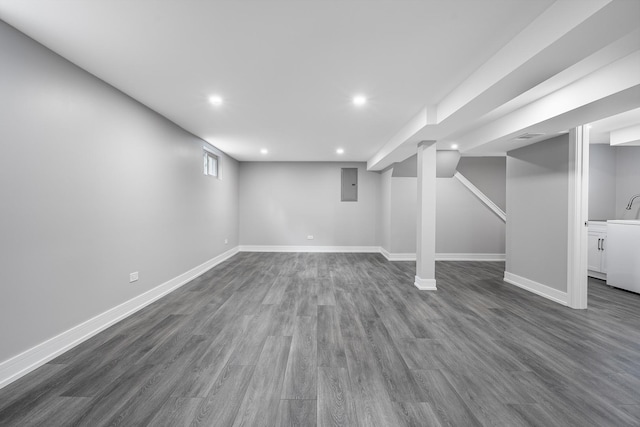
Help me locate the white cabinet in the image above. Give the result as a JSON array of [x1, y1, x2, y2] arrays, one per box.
[[588, 222, 607, 280], [606, 220, 640, 294]]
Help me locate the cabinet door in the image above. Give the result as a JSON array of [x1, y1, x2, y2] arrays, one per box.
[[587, 232, 602, 272]]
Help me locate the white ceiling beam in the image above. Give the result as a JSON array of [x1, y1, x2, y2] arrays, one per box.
[[367, 106, 434, 170], [367, 0, 640, 170], [610, 123, 640, 146], [460, 51, 640, 155], [436, 0, 613, 125]]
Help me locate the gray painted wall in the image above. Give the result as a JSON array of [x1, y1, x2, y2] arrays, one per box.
[[506, 135, 569, 292], [436, 178, 505, 254], [380, 157, 506, 255], [239, 162, 380, 247], [390, 178, 418, 253], [589, 144, 617, 220], [457, 157, 507, 211], [615, 146, 640, 220], [0, 21, 239, 362], [380, 169, 392, 251], [391, 155, 417, 178]]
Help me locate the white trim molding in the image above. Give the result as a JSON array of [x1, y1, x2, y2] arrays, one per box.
[[588, 270, 606, 281], [503, 271, 568, 306], [381, 250, 505, 262], [239, 245, 380, 253], [380, 248, 416, 261], [566, 126, 589, 309], [454, 172, 506, 222], [0, 246, 239, 390], [436, 253, 505, 261], [414, 275, 437, 290]]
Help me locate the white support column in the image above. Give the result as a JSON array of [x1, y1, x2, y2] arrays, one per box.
[[415, 141, 437, 290], [567, 126, 589, 309]]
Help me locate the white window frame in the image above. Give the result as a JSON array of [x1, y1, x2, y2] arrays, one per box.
[[203, 145, 221, 179]]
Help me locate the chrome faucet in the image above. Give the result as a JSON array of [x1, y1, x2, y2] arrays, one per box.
[[626, 194, 640, 210]]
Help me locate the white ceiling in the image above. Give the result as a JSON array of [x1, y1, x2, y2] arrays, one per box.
[[1, 0, 639, 166], [0, 0, 556, 162]]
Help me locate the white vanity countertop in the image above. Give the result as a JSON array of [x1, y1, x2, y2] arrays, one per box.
[[607, 220, 640, 226]]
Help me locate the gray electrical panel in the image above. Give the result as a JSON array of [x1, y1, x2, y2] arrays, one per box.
[[341, 168, 358, 202]]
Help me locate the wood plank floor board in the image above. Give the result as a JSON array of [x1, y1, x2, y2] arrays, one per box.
[[317, 305, 347, 368], [282, 316, 318, 400], [508, 370, 637, 427], [4, 396, 92, 427], [189, 363, 255, 426], [343, 338, 403, 426], [232, 335, 292, 427], [361, 319, 426, 403], [275, 399, 317, 427], [2, 254, 639, 426], [98, 334, 210, 426], [506, 403, 576, 427], [394, 338, 447, 371], [169, 322, 245, 398], [365, 289, 416, 340], [271, 281, 299, 337], [411, 369, 483, 427], [69, 363, 163, 426], [317, 367, 357, 427], [263, 275, 292, 305], [439, 368, 535, 427], [146, 396, 203, 427], [618, 404, 640, 424], [228, 304, 279, 366], [0, 363, 66, 415], [392, 401, 443, 427], [333, 290, 367, 338], [317, 278, 336, 306], [295, 280, 319, 317]]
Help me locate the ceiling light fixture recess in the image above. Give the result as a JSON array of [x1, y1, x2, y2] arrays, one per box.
[[209, 95, 223, 106], [352, 95, 367, 106], [336, 148, 344, 154], [260, 148, 268, 154], [451, 144, 458, 149]]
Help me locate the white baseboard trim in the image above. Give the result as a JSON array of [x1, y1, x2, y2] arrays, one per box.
[[436, 253, 505, 261], [380, 250, 505, 262], [0, 246, 240, 390], [238, 245, 380, 253], [414, 275, 437, 290], [588, 270, 606, 281], [380, 248, 416, 261], [503, 271, 568, 306]]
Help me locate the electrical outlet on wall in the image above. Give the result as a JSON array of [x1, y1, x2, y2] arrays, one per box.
[[307, 235, 314, 240], [129, 272, 139, 283]]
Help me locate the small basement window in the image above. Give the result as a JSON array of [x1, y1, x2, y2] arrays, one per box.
[[203, 150, 219, 178]]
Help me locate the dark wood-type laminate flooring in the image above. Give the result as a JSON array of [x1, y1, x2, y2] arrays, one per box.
[[1, 253, 639, 426]]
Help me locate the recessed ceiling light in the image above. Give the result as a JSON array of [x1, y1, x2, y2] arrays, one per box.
[[336, 148, 344, 154], [586, 124, 592, 129], [451, 144, 458, 149], [209, 95, 223, 106], [260, 148, 268, 155], [352, 95, 367, 106]]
